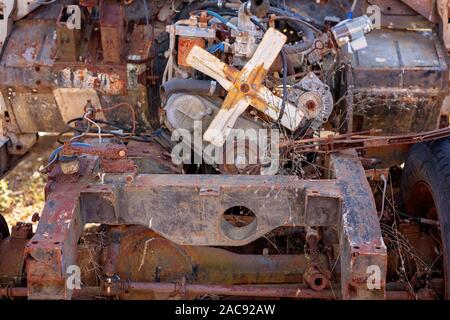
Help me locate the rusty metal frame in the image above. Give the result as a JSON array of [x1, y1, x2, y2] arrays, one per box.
[[330, 150, 387, 300], [23, 148, 387, 300], [400, 0, 438, 22]]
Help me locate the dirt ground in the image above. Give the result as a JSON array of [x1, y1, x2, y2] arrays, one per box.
[[0, 136, 59, 231]]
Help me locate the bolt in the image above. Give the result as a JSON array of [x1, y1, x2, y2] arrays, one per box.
[[305, 100, 317, 111], [31, 212, 40, 223], [118, 150, 126, 157], [239, 83, 250, 93]]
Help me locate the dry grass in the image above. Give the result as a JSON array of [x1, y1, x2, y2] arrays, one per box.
[[0, 137, 58, 230]]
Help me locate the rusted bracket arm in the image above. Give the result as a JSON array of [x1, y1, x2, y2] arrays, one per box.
[[400, 0, 439, 23], [330, 149, 387, 300], [23, 160, 96, 300], [25, 188, 84, 300]]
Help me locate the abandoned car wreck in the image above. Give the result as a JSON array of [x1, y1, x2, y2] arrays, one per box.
[[0, 0, 450, 300]]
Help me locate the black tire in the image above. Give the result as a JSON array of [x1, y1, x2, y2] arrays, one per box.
[[402, 137, 450, 299], [0, 213, 9, 240]]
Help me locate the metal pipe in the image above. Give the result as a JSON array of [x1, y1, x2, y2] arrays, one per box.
[[0, 285, 420, 300], [126, 282, 418, 300], [304, 227, 330, 291], [0, 287, 28, 298], [126, 282, 338, 299], [77, 227, 313, 286]]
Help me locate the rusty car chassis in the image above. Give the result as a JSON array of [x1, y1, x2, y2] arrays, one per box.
[[0, 0, 450, 300], [2, 142, 390, 300]]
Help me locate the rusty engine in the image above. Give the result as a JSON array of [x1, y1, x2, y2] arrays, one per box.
[[0, 0, 449, 300]]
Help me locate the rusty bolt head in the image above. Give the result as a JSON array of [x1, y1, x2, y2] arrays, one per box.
[[118, 150, 126, 158], [305, 100, 317, 111], [31, 212, 40, 223], [239, 83, 250, 93], [304, 266, 330, 291]]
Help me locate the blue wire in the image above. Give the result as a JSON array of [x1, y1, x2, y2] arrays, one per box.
[[206, 10, 238, 31], [208, 42, 225, 54], [47, 142, 92, 163]]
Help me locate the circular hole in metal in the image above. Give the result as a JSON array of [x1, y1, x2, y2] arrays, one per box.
[[221, 206, 257, 241], [314, 277, 323, 287]]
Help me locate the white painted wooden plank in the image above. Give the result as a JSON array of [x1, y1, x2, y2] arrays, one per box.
[[240, 28, 287, 80], [203, 97, 250, 146], [256, 86, 304, 130], [186, 46, 233, 91]]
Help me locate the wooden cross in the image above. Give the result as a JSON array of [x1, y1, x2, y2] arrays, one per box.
[[186, 27, 306, 146]]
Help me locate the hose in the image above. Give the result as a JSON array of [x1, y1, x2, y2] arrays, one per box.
[[269, 5, 318, 27], [209, 9, 317, 54], [161, 79, 224, 101], [272, 16, 319, 54]]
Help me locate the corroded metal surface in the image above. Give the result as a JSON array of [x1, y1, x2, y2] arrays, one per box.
[[0, 0, 447, 302], [329, 149, 387, 300], [0, 223, 32, 287], [0, 1, 153, 138], [348, 29, 448, 137], [17, 140, 386, 300], [81, 173, 341, 245]]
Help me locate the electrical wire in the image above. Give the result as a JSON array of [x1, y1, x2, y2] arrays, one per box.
[[142, 0, 150, 25], [40, 142, 92, 173], [83, 113, 103, 144], [65, 117, 153, 143], [35, 0, 56, 4], [272, 15, 322, 35], [97, 103, 137, 135], [379, 174, 387, 221], [70, 110, 93, 143]]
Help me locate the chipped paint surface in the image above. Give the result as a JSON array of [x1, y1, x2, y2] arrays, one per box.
[[57, 68, 126, 95]]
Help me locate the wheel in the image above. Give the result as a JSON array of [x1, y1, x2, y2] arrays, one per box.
[[402, 137, 450, 299], [0, 213, 9, 240]]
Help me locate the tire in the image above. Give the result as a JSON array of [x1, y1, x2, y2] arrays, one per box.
[[402, 137, 450, 299], [0, 213, 9, 240]]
